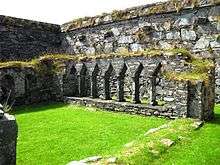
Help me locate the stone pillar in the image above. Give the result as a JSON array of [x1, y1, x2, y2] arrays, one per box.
[[79, 64, 88, 97], [117, 77, 125, 102], [104, 77, 111, 100], [104, 64, 113, 100], [131, 63, 143, 104], [187, 80, 207, 120], [0, 108, 18, 165], [132, 77, 141, 104], [150, 76, 158, 106], [91, 75, 98, 98], [91, 64, 99, 98], [53, 74, 64, 101]]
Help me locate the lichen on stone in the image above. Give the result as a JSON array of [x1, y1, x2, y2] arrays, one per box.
[[61, 0, 219, 32]]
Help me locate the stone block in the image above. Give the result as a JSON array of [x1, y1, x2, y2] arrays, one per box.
[[0, 114, 18, 165]]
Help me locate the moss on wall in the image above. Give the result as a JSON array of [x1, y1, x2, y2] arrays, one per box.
[[164, 58, 215, 85], [0, 48, 214, 84], [0, 48, 191, 68], [62, 0, 220, 32]]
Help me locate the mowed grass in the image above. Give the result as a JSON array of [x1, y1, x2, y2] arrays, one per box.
[[13, 103, 220, 165], [14, 103, 167, 165], [151, 105, 220, 165]]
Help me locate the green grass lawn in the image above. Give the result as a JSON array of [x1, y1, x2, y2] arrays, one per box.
[[14, 103, 167, 165], [151, 105, 220, 165], [14, 103, 220, 165]]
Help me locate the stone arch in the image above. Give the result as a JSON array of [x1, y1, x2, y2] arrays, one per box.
[[91, 64, 100, 98], [63, 65, 79, 96], [79, 63, 90, 97], [150, 63, 162, 105], [25, 74, 38, 103], [132, 63, 144, 103], [104, 63, 114, 100], [117, 63, 128, 102], [25, 74, 37, 92], [0, 75, 15, 104]]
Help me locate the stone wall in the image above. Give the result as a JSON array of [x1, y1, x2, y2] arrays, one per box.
[[0, 67, 62, 106], [61, 2, 219, 57], [0, 52, 214, 120], [60, 55, 214, 119], [63, 54, 190, 100], [64, 79, 190, 119], [0, 0, 217, 120], [0, 112, 18, 165], [0, 15, 62, 61], [60, 0, 220, 102], [61, 54, 214, 120], [0, 1, 219, 101], [0, 1, 217, 164]]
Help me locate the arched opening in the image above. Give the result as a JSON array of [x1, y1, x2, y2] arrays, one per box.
[[91, 64, 100, 98], [117, 63, 127, 102], [104, 63, 114, 100], [0, 75, 15, 105], [132, 63, 144, 104], [150, 63, 162, 106], [25, 74, 38, 103], [79, 63, 90, 97], [63, 65, 79, 96]]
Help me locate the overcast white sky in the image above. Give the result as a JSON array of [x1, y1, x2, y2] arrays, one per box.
[[0, 0, 167, 25]]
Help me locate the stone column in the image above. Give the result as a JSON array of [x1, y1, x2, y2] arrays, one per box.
[[104, 64, 113, 100], [79, 64, 88, 97], [53, 74, 64, 101], [132, 77, 141, 104], [187, 80, 205, 120], [91, 75, 98, 98], [150, 76, 158, 106], [91, 65, 99, 99], [0, 106, 18, 165], [104, 77, 111, 100], [117, 77, 125, 102]]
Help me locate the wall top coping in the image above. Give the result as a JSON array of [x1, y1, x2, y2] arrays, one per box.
[[61, 0, 219, 32], [0, 15, 61, 32]]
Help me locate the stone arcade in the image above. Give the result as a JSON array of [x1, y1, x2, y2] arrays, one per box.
[[0, 0, 219, 164]]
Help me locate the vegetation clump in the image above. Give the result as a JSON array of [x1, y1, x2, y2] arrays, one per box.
[[98, 118, 199, 164], [164, 58, 214, 84], [0, 48, 213, 84], [62, 0, 218, 31], [0, 48, 192, 70]]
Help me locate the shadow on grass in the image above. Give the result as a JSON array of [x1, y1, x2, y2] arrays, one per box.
[[210, 113, 220, 125], [11, 102, 68, 115]]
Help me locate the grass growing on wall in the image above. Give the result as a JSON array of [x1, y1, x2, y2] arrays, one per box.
[[62, 0, 217, 31], [0, 48, 214, 84], [0, 48, 192, 70], [164, 58, 214, 84]]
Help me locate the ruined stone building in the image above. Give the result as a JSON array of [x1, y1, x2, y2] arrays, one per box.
[[0, 0, 219, 121], [0, 0, 219, 164]]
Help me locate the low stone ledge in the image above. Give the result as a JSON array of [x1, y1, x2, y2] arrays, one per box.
[[0, 113, 18, 165], [64, 97, 176, 118]]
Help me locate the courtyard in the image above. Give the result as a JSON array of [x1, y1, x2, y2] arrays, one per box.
[[0, 0, 219, 164], [14, 103, 220, 165]]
